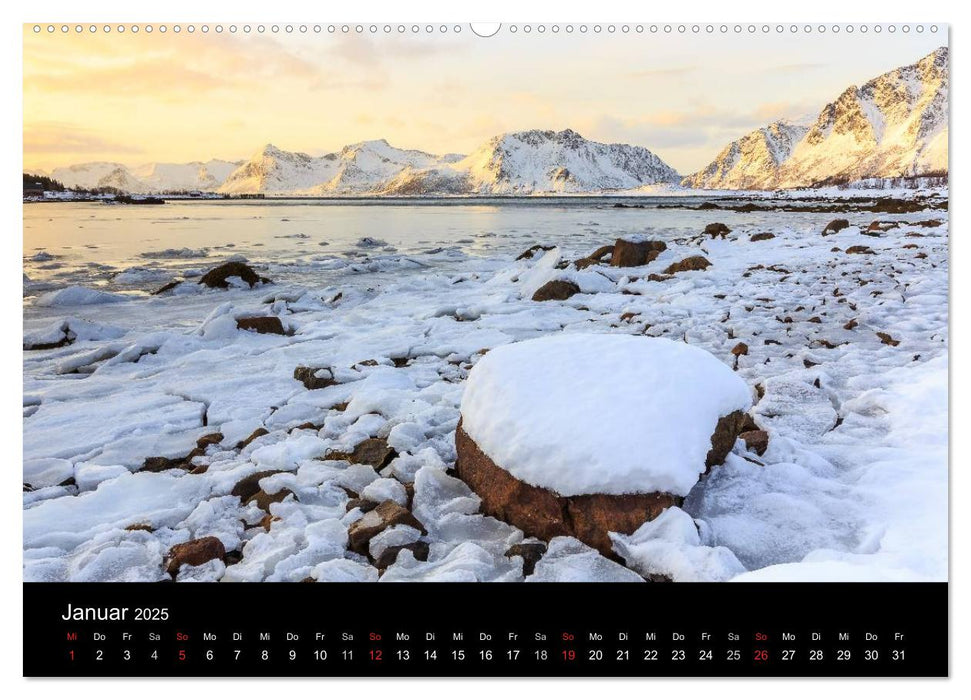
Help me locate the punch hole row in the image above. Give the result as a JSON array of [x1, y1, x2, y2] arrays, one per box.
[[30, 23, 940, 35]]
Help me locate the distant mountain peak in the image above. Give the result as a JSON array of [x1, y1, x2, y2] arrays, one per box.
[[685, 46, 948, 189]]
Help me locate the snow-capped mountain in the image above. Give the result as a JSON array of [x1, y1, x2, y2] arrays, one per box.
[[380, 129, 679, 195], [51, 160, 241, 193], [219, 130, 679, 195], [681, 121, 808, 190], [686, 47, 948, 189], [218, 140, 460, 195]]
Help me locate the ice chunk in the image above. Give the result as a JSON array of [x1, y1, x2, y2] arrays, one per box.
[[609, 507, 745, 582], [754, 375, 837, 441], [250, 434, 329, 471], [24, 458, 74, 489], [74, 463, 130, 492], [368, 524, 422, 560], [178, 496, 248, 552], [24, 391, 205, 465], [360, 477, 408, 506], [412, 465, 481, 523], [380, 541, 520, 582], [177, 559, 227, 582], [24, 472, 212, 551], [311, 558, 379, 582], [34, 286, 129, 307], [526, 537, 644, 583]]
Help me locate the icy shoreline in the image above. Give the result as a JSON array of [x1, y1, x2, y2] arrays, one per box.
[[23, 201, 948, 583]]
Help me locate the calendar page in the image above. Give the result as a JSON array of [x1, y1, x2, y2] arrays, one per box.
[[22, 21, 948, 678]]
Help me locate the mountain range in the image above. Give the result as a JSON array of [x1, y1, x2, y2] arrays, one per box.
[[44, 47, 947, 195], [684, 46, 948, 189]]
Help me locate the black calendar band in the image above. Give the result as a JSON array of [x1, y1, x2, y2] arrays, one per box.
[[24, 582, 948, 677]]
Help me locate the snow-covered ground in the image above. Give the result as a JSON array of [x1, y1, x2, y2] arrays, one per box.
[[22, 197, 948, 583]]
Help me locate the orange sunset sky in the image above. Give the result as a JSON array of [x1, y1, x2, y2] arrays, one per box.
[[23, 24, 945, 174]]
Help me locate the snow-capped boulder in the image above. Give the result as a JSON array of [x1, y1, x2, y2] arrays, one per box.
[[456, 334, 752, 555]]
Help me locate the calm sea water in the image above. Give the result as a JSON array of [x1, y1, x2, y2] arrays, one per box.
[[22, 197, 882, 298]]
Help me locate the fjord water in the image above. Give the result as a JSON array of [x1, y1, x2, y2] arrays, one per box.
[[24, 197, 840, 295]]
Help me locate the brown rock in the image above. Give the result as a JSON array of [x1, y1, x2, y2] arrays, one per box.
[[198, 261, 270, 289], [516, 244, 554, 261], [224, 550, 243, 566], [750, 232, 775, 242], [588, 244, 615, 261], [374, 541, 430, 570], [647, 273, 673, 282], [347, 500, 426, 554], [730, 342, 748, 370], [664, 256, 712, 274], [704, 411, 747, 471], [531, 280, 580, 302], [843, 318, 858, 330], [504, 542, 547, 577], [868, 220, 899, 232], [237, 316, 286, 335], [247, 488, 294, 511], [455, 422, 708, 557], [327, 437, 397, 469], [140, 456, 189, 473], [876, 332, 900, 347], [740, 429, 769, 456], [704, 223, 731, 238], [293, 366, 337, 390], [611, 238, 666, 267], [151, 280, 183, 296], [870, 198, 924, 214], [231, 470, 285, 502], [236, 427, 269, 449], [196, 433, 224, 449], [125, 523, 154, 532], [846, 246, 875, 255], [739, 413, 760, 433], [822, 219, 850, 235], [346, 498, 379, 514], [574, 243, 617, 270], [166, 536, 226, 575]]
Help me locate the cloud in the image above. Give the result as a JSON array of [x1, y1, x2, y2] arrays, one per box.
[[750, 100, 821, 123], [627, 66, 697, 78], [23, 33, 323, 99], [766, 63, 826, 74], [24, 122, 146, 156]]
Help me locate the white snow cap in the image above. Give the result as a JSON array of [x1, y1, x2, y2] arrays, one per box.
[[460, 334, 751, 497]]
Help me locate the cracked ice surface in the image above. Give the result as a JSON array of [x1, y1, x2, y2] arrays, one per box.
[[22, 198, 948, 582]]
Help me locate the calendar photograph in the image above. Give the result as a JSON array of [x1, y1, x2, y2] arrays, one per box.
[[22, 23, 948, 591]]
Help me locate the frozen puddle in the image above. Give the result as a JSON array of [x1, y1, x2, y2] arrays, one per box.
[[22, 205, 948, 582]]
